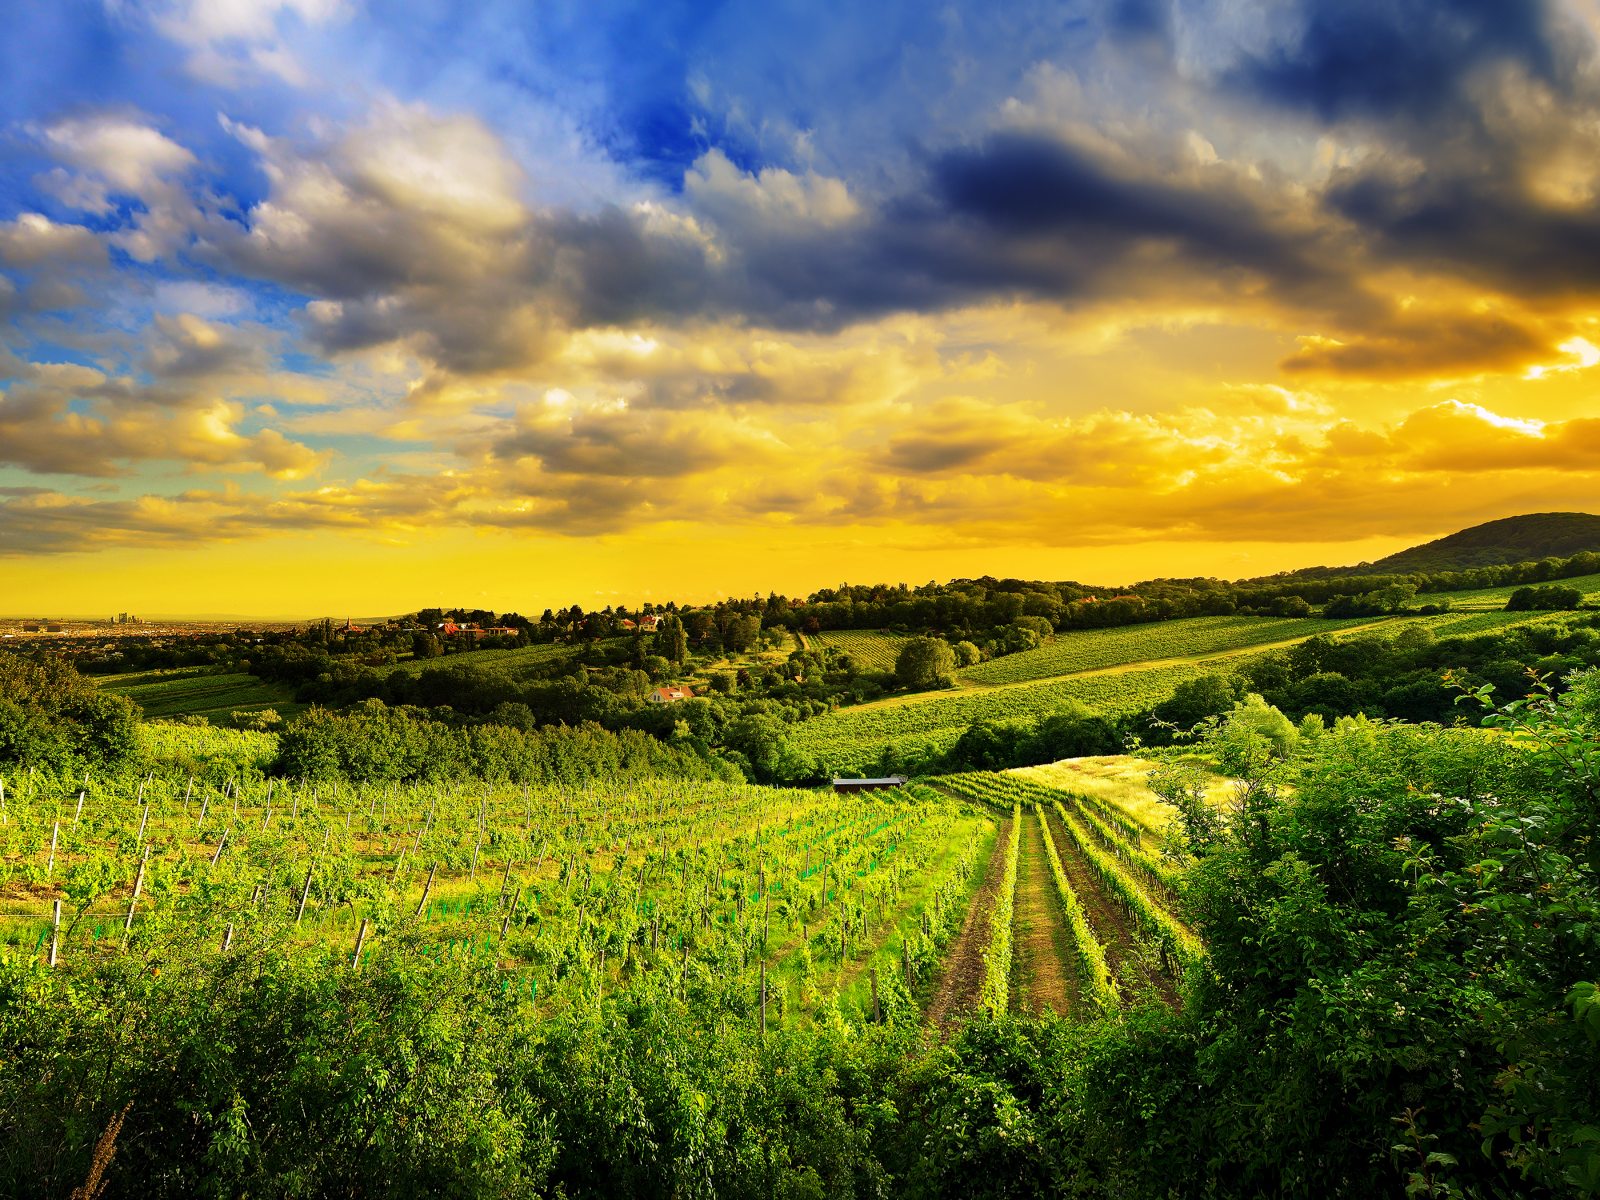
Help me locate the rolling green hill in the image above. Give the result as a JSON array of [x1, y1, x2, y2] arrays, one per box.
[[1284, 512, 1600, 578]]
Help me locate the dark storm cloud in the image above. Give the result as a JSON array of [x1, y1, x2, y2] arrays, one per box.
[[1226, 0, 1563, 124], [69, 0, 1600, 386]]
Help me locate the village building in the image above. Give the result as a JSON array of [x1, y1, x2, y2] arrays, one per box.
[[646, 685, 694, 704], [832, 776, 909, 793]]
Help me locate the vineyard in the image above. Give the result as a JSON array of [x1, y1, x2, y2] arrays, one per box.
[[934, 770, 1203, 1014], [0, 750, 1212, 1055], [4, 699, 1591, 1196], [99, 671, 297, 722], [791, 660, 1217, 773], [957, 613, 1376, 686], [1410, 608, 1580, 638], [138, 724, 282, 772], [0, 768, 999, 1038], [806, 630, 909, 673], [1412, 569, 1600, 610], [1011, 756, 1233, 840], [388, 639, 591, 679]]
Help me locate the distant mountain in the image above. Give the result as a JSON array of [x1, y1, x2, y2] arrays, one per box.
[[1271, 513, 1600, 581]]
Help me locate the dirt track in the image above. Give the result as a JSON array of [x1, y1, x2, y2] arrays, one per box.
[[924, 814, 1010, 1036]]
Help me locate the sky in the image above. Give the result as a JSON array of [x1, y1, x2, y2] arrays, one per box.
[[4, 0, 1600, 617]]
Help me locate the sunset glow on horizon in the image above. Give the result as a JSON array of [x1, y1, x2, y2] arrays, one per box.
[[4, 0, 1600, 615]]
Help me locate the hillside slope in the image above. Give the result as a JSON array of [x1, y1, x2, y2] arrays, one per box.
[[1278, 512, 1600, 579]]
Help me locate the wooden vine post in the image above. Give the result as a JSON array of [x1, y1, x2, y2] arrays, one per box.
[[295, 865, 315, 925], [351, 918, 369, 968], [414, 863, 437, 917], [124, 845, 151, 940]]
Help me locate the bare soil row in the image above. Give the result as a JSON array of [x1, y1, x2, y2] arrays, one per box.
[[924, 814, 1011, 1036], [920, 799, 1181, 1027]]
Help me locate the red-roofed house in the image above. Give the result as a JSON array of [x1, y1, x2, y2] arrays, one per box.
[[647, 685, 694, 704]]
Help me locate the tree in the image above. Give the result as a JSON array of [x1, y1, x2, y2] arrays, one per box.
[[953, 641, 981, 667], [657, 615, 688, 663], [1506, 584, 1583, 611], [724, 614, 762, 653], [895, 637, 956, 690], [1214, 693, 1298, 772], [0, 656, 139, 772], [1152, 674, 1239, 730]]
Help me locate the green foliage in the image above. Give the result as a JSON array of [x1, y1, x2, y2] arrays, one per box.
[[0, 656, 140, 774], [139, 722, 280, 774], [1507, 584, 1585, 611], [1152, 673, 1241, 730], [895, 637, 957, 691], [656, 613, 688, 663], [276, 703, 737, 785], [1212, 694, 1299, 771]]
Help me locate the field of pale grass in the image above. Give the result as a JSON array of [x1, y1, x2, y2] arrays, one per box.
[[1009, 755, 1236, 841]]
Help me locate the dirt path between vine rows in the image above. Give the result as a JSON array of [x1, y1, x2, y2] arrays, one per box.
[[924, 814, 1012, 1036], [1044, 807, 1178, 1009], [1011, 811, 1077, 1017]]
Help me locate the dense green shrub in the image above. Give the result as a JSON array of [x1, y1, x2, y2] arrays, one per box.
[[275, 701, 740, 784], [0, 656, 140, 775], [1507, 584, 1584, 611]]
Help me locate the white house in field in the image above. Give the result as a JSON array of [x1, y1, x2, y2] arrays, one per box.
[[647, 685, 694, 704]]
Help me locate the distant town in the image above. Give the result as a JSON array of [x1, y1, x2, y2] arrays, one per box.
[[1, 616, 313, 660]]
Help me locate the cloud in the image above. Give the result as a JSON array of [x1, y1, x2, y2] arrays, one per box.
[[32, 114, 197, 212], [1219, 0, 1568, 123], [12, 2, 1600, 577], [480, 390, 782, 479], [0, 311, 327, 479], [0, 472, 446, 555], [1279, 312, 1551, 378], [138, 0, 350, 86]]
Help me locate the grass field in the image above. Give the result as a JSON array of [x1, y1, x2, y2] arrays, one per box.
[[1404, 609, 1578, 638], [959, 614, 1377, 686], [808, 630, 908, 673], [1010, 756, 1235, 839], [100, 672, 300, 722], [1412, 571, 1600, 610]]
